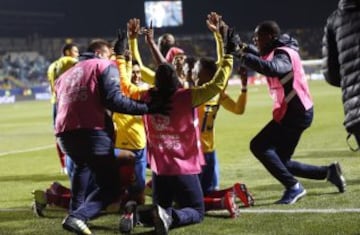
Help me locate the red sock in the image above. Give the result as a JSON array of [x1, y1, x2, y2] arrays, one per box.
[[49, 182, 71, 195], [56, 142, 65, 168], [45, 189, 70, 209], [204, 192, 239, 218], [204, 197, 223, 211]]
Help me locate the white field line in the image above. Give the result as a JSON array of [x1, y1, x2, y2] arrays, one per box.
[[239, 208, 360, 213], [205, 208, 360, 215], [0, 145, 53, 157]]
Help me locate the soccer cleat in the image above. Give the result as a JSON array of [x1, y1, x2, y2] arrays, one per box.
[[233, 183, 255, 207], [31, 190, 47, 217], [152, 205, 172, 235], [62, 215, 93, 235], [276, 183, 306, 205], [327, 162, 346, 193], [119, 200, 137, 234], [223, 191, 240, 218]]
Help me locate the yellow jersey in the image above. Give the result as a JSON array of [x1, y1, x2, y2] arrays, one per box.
[[47, 56, 77, 103], [113, 58, 148, 150], [198, 31, 247, 153], [129, 33, 237, 153]]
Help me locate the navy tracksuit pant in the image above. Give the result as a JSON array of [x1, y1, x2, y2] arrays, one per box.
[[57, 129, 120, 221], [250, 108, 328, 189], [152, 173, 205, 227]]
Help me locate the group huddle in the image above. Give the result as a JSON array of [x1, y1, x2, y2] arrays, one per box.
[[32, 10, 347, 235]]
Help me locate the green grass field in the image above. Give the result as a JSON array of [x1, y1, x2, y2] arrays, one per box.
[[1, 80, 360, 235]]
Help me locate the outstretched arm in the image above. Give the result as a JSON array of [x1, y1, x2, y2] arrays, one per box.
[[220, 66, 248, 114], [127, 18, 155, 85], [100, 64, 149, 115], [191, 21, 241, 107], [206, 12, 225, 65], [191, 54, 233, 107], [115, 53, 145, 100], [144, 22, 167, 66]]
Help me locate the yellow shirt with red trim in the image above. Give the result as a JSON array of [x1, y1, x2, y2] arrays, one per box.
[[112, 58, 148, 150]]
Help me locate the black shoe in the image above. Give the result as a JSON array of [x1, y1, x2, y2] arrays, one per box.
[[62, 215, 93, 235], [119, 200, 137, 234], [327, 162, 346, 193], [152, 205, 172, 235]]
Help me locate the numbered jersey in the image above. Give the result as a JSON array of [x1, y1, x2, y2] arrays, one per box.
[[144, 88, 204, 175], [198, 94, 220, 153]]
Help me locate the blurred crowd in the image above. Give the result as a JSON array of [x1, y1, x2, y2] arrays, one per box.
[[0, 52, 50, 89], [0, 27, 323, 90]]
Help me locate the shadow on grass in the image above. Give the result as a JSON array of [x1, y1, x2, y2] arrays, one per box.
[[123, 230, 155, 235], [294, 150, 358, 159], [242, 177, 360, 207], [0, 207, 158, 234], [0, 210, 33, 222], [0, 209, 64, 223], [0, 173, 68, 183], [90, 223, 156, 235], [205, 212, 234, 219]]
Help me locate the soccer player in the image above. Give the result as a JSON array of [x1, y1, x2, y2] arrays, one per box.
[[190, 13, 254, 216], [31, 158, 137, 217], [130, 14, 254, 218], [113, 57, 149, 206], [197, 61, 254, 213], [47, 43, 79, 174], [157, 33, 175, 58]]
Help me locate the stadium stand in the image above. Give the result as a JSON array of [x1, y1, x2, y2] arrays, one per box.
[[0, 27, 324, 98]]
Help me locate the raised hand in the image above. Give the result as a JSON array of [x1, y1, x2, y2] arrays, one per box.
[[224, 27, 241, 55], [144, 21, 155, 45], [127, 18, 141, 39], [124, 50, 132, 62], [113, 28, 128, 56], [206, 12, 221, 33]]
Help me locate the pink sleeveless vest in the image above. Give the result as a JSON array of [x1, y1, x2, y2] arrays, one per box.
[[144, 89, 205, 175], [55, 58, 113, 134], [262, 46, 313, 122]]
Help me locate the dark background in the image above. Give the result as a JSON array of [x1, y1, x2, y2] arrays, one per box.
[[0, 0, 339, 37]]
